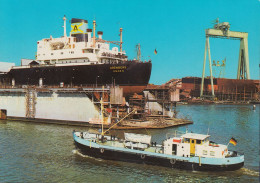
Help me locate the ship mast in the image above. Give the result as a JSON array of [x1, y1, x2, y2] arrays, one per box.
[[63, 15, 67, 37], [136, 43, 141, 61], [93, 20, 96, 49], [120, 28, 123, 52]]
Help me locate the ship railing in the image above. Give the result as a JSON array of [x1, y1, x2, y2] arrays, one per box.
[[166, 130, 186, 139], [0, 84, 112, 91], [226, 151, 244, 158]]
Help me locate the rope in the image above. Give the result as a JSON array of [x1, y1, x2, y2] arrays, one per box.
[[144, 128, 150, 135], [103, 109, 136, 135]]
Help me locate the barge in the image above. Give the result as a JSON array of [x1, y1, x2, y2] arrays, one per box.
[[73, 131, 244, 171]]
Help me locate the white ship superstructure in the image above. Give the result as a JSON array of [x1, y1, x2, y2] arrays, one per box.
[[164, 133, 228, 158], [36, 16, 127, 65]]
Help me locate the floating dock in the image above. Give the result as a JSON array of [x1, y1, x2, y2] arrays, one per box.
[[0, 86, 192, 129]]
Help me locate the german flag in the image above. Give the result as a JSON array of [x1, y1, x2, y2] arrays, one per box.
[[154, 49, 157, 55], [229, 137, 237, 146]]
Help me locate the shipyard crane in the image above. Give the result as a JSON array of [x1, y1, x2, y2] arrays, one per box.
[[200, 18, 250, 98]]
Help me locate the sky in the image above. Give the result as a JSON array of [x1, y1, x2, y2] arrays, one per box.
[[0, 0, 259, 84]]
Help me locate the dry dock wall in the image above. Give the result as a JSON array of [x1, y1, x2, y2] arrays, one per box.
[[0, 92, 26, 117], [0, 90, 100, 122]]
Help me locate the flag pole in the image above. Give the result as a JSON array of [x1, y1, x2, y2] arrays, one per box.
[[227, 142, 230, 148]]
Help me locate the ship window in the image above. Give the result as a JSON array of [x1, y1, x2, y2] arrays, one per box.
[[197, 140, 201, 144], [203, 150, 207, 155], [51, 53, 54, 55], [61, 52, 63, 55], [210, 151, 215, 156], [184, 138, 190, 143]]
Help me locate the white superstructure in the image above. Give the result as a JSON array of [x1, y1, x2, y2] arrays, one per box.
[[164, 132, 228, 158], [34, 16, 127, 66]]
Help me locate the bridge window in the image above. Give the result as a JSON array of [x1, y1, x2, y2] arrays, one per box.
[[184, 138, 190, 143], [197, 140, 201, 144]]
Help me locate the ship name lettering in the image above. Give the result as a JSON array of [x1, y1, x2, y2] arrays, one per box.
[[113, 70, 124, 73], [110, 66, 126, 70]]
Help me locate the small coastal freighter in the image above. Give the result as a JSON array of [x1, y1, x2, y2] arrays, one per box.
[[1, 16, 152, 96], [73, 131, 244, 171]]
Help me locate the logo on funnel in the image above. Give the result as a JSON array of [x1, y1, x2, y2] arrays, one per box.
[[71, 23, 86, 34]]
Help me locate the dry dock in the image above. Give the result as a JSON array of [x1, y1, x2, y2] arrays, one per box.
[[0, 86, 192, 129], [5, 116, 192, 130]]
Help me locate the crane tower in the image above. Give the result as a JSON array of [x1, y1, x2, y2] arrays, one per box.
[[200, 18, 250, 98]]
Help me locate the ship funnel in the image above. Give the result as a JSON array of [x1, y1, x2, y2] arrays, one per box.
[[70, 18, 88, 42]]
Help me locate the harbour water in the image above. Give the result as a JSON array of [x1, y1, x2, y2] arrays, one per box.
[[0, 104, 259, 182]]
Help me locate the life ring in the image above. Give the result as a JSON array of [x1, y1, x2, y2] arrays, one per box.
[[170, 159, 176, 164], [100, 148, 104, 153], [141, 154, 145, 159]]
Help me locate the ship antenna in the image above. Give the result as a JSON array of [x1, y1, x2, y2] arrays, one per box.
[[63, 15, 67, 37], [207, 121, 211, 135]]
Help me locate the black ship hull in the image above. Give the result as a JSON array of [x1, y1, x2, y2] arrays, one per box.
[[3, 61, 152, 95], [74, 140, 244, 171]]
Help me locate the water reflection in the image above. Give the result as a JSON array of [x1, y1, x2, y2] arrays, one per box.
[[0, 104, 259, 182]]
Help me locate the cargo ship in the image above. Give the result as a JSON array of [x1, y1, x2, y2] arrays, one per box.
[[73, 130, 244, 171], [0, 16, 152, 96]]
